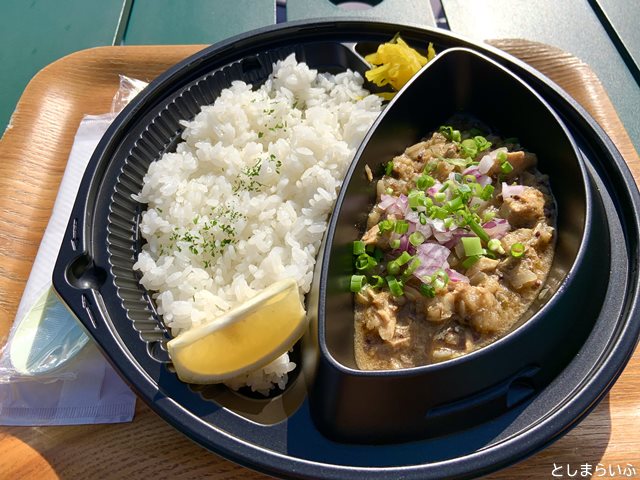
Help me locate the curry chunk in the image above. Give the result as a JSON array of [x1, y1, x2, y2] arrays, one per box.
[[500, 186, 545, 228]]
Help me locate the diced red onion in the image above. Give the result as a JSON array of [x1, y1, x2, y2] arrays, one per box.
[[462, 165, 479, 176], [446, 268, 470, 283], [416, 222, 433, 238], [405, 210, 419, 223], [469, 197, 488, 211], [478, 154, 495, 175], [478, 147, 508, 174], [405, 211, 433, 238], [379, 194, 396, 209], [482, 218, 511, 238], [477, 175, 492, 187], [501, 183, 526, 199], [429, 218, 447, 233], [433, 230, 454, 243], [399, 235, 409, 252], [427, 182, 443, 197], [462, 165, 492, 187], [378, 193, 409, 216], [426, 217, 459, 244], [413, 243, 451, 280], [397, 194, 408, 213]]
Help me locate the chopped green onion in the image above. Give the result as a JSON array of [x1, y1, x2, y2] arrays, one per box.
[[404, 257, 422, 276], [378, 219, 394, 234], [496, 151, 508, 163], [434, 192, 446, 203], [438, 125, 454, 138], [419, 212, 428, 225], [386, 276, 404, 296], [480, 184, 495, 201], [482, 210, 496, 223], [422, 174, 436, 188], [445, 196, 464, 212], [385, 161, 394, 176], [488, 238, 505, 254], [439, 125, 461, 142], [431, 269, 450, 290], [416, 174, 435, 190], [408, 190, 425, 209], [462, 237, 484, 257], [420, 283, 436, 298], [443, 157, 471, 168], [439, 182, 450, 192], [370, 275, 384, 288], [462, 255, 480, 269], [461, 138, 478, 158], [453, 212, 466, 226], [474, 136, 492, 152], [501, 161, 514, 174], [353, 240, 365, 255], [394, 220, 409, 234], [355, 253, 377, 271], [350, 275, 366, 292], [511, 242, 526, 258], [466, 215, 490, 243], [457, 183, 472, 195], [396, 251, 413, 266], [409, 231, 425, 246], [444, 217, 454, 229], [389, 238, 401, 249], [464, 174, 477, 184], [386, 187, 394, 194], [355, 254, 368, 270], [431, 206, 448, 219], [387, 260, 401, 275]]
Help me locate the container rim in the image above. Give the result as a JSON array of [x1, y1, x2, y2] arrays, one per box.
[[51, 18, 640, 480]]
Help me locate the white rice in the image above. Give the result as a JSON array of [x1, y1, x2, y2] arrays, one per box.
[[133, 54, 382, 393]]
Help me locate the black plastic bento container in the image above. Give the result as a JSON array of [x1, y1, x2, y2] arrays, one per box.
[[306, 47, 609, 442], [52, 20, 640, 480]]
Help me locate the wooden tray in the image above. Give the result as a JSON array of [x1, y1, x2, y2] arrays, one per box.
[[0, 41, 638, 479]]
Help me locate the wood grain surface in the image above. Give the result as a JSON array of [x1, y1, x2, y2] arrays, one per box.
[[0, 41, 638, 479]]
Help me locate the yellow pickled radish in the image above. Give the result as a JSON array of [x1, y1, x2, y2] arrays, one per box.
[[365, 35, 436, 93], [167, 278, 307, 384]]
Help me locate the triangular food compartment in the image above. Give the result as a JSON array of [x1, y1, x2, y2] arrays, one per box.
[[306, 48, 608, 442]]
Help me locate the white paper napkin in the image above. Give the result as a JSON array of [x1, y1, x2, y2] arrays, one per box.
[[0, 113, 137, 425]]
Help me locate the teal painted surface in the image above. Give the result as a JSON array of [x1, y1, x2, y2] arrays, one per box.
[[591, 0, 640, 76], [442, 0, 640, 153], [123, 0, 276, 45], [287, 0, 436, 27], [0, 0, 126, 135]]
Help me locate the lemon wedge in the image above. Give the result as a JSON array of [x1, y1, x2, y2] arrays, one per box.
[[167, 278, 307, 384]]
